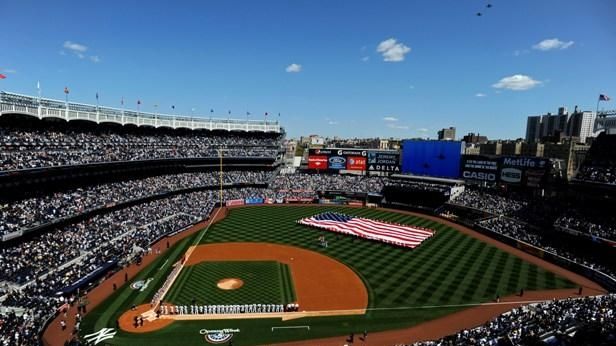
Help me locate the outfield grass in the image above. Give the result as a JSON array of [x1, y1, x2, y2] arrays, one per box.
[[81, 206, 576, 346], [166, 261, 296, 306]]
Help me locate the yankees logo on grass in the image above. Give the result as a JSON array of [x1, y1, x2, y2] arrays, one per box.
[[84, 328, 117, 345], [199, 328, 239, 344]]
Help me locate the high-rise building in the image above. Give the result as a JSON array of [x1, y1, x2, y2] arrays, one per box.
[[525, 106, 597, 143], [437, 127, 456, 140]]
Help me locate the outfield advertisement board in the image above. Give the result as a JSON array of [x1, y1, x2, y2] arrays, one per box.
[[346, 156, 366, 170], [245, 197, 264, 204], [226, 199, 245, 206], [461, 155, 499, 182], [460, 155, 550, 187], [308, 148, 399, 172], [367, 151, 400, 172], [499, 156, 550, 187]]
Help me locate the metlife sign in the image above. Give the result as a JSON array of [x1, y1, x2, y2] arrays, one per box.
[[499, 156, 549, 187], [461, 155, 499, 182], [367, 151, 400, 172]]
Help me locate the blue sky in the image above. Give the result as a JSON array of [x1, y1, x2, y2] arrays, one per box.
[[1, 0, 615, 139]]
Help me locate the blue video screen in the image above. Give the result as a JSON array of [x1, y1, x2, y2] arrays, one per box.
[[401, 140, 463, 178]]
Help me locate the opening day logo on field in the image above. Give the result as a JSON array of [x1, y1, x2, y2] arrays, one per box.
[[200, 328, 239, 344]]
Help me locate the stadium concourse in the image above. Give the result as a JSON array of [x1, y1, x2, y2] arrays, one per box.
[[0, 115, 614, 345]]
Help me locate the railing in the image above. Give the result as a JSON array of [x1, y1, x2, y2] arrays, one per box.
[[0, 91, 282, 133]]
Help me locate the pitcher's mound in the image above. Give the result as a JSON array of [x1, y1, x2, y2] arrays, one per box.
[[217, 278, 244, 290]]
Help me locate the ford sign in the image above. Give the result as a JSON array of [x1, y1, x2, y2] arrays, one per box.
[[328, 156, 346, 169]]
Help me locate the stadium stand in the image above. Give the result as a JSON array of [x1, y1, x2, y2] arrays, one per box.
[[409, 295, 616, 346], [574, 133, 616, 185], [0, 125, 281, 172]]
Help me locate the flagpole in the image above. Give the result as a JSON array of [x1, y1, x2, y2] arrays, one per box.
[[596, 96, 601, 117]]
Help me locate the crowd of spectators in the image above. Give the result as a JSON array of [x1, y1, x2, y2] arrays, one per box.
[[0, 184, 276, 345], [478, 217, 615, 279], [265, 174, 388, 200], [265, 173, 453, 201], [574, 133, 616, 185], [555, 213, 616, 241], [0, 126, 282, 171], [0, 170, 271, 236], [575, 166, 616, 185], [410, 294, 616, 346], [450, 189, 527, 216]]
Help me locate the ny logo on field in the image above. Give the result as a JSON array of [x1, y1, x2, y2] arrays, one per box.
[[84, 328, 117, 345]]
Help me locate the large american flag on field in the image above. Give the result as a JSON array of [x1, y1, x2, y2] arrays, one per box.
[[298, 212, 435, 249]]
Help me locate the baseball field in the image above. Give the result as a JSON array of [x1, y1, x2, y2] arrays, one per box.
[[79, 205, 579, 345]]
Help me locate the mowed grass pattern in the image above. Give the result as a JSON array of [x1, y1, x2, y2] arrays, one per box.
[[81, 206, 579, 346], [166, 261, 296, 305], [201, 206, 575, 309]]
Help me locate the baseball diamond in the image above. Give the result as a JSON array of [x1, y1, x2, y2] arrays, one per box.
[[72, 205, 607, 346]]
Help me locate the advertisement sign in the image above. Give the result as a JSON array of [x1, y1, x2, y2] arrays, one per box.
[[226, 199, 245, 207], [346, 156, 366, 170], [461, 155, 499, 182], [367, 151, 400, 172], [308, 155, 328, 169], [245, 197, 264, 205], [309, 148, 367, 157], [500, 167, 522, 183], [499, 156, 550, 186], [328, 156, 346, 170]]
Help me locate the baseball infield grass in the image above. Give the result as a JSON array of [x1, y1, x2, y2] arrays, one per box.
[[81, 206, 576, 345], [166, 261, 296, 306]]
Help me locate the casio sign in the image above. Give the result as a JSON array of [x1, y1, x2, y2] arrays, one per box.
[[463, 171, 496, 181], [500, 168, 522, 183]]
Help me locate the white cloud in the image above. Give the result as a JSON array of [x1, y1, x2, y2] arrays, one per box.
[[63, 41, 88, 53], [492, 74, 542, 91], [327, 120, 339, 125], [285, 63, 302, 73], [376, 38, 411, 62], [62, 41, 101, 63], [532, 38, 574, 51], [417, 128, 429, 132], [361, 56, 370, 62], [0, 68, 16, 74], [475, 93, 487, 97], [383, 116, 398, 122]]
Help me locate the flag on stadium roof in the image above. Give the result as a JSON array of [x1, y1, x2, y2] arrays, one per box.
[[298, 212, 435, 249], [599, 94, 611, 101], [0, 74, 6, 79]]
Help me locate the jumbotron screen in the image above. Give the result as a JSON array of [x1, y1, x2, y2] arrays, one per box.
[[400, 140, 463, 178]]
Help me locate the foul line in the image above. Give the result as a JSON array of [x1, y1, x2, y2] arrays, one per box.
[[158, 259, 169, 271]]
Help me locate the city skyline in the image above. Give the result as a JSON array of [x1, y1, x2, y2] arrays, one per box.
[[1, 0, 615, 139]]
